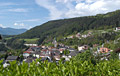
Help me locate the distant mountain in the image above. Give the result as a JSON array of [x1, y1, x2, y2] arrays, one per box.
[[0, 27, 27, 35]]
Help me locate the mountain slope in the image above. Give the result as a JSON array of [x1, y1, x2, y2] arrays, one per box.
[[16, 10, 120, 42], [0, 27, 27, 35]]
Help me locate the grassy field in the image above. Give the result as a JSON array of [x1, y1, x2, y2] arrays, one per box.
[[5, 37, 12, 40], [5, 37, 39, 44], [23, 38, 39, 44]]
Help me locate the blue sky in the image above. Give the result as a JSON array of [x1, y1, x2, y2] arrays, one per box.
[[0, 0, 120, 29]]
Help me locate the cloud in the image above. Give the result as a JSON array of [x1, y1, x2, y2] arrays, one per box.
[[35, 0, 120, 20], [0, 2, 17, 6], [0, 24, 6, 28], [13, 22, 32, 29], [8, 8, 28, 12], [17, 19, 41, 22], [14, 23, 18, 26], [14, 23, 25, 26]]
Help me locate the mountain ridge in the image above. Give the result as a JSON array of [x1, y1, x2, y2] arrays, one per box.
[[0, 27, 27, 35]]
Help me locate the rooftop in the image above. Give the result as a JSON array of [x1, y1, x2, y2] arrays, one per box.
[[6, 56, 18, 60]]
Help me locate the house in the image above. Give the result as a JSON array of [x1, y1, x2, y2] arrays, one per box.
[[62, 55, 70, 61], [51, 50, 61, 61], [26, 46, 41, 52], [24, 44, 38, 47], [68, 51, 79, 58], [40, 49, 52, 58], [58, 43, 65, 47], [41, 57, 52, 62], [5, 56, 19, 62], [30, 46, 41, 52], [65, 45, 70, 49], [115, 27, 120, 31], [81, 35, 87, 38], [26, 48, 33, 52], [58, 46, 67, 53], [59, 49, 64, 53], [78, 45, 88, 52], [99, 47, 111, 53], [76, 33, 81, 38], [96, 53, 111, 60], [115, 48, 120, 59], [88, 32, 92, 36], [67, 35, 74, 39], [68, 48, 76, 52], [23, 51, 31, 58], [41, 46, 47, 49], [32, 51, 41, 58], [49, 47, 58, 51], [23, 57, 37, 63]]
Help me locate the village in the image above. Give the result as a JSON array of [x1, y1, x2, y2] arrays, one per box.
[[2, 27, 120, 68]]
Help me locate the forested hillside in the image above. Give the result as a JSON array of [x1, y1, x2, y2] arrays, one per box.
[[17, 10, 120, 39], [5, 10, 118, 46]]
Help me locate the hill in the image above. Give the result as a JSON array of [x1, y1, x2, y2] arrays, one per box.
[[0, 27, 27, 35], [14, 10, 120, 44]]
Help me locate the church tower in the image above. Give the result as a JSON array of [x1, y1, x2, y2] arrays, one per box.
[[53, 38, 57, 48]]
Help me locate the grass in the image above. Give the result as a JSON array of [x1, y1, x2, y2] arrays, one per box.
[[5, 37, 12, 40], [5, 37, 39, 44], [21, 38, 39, 44]]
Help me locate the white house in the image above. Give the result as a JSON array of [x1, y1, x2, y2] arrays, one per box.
[[78, 46, 84, 51], [24, 44, 38, 47], [115, 27, 120, 31], [78, 45, 88, 52], [23, 51, 31, 58], [81, 35, 88, 38], [32, 52, 41, 58], [62, 55, 70, 61], [67, 35, 74, 39]]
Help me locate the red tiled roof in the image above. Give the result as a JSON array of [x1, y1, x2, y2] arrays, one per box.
[[59, 49, 64, 51], [24, 51, 31, 54], [41, 49, 48, 51], [27, 49, 33, 51], [100, 47, 110, 53], [30, 46, 40, 48]]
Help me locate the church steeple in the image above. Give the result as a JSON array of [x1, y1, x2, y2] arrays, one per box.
[[53, 37, 57, 47]]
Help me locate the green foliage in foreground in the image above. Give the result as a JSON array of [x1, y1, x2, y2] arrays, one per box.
[[0, 59, 120, 76]]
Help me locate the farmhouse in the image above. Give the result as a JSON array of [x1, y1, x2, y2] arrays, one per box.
[[115, 48, 120, 59], [99, 47, 111, 53], [115, 27, 120, 31], [24, 44, 38, 47]]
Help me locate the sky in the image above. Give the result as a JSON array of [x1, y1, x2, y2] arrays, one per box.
[[0, 0, 120, 29]]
